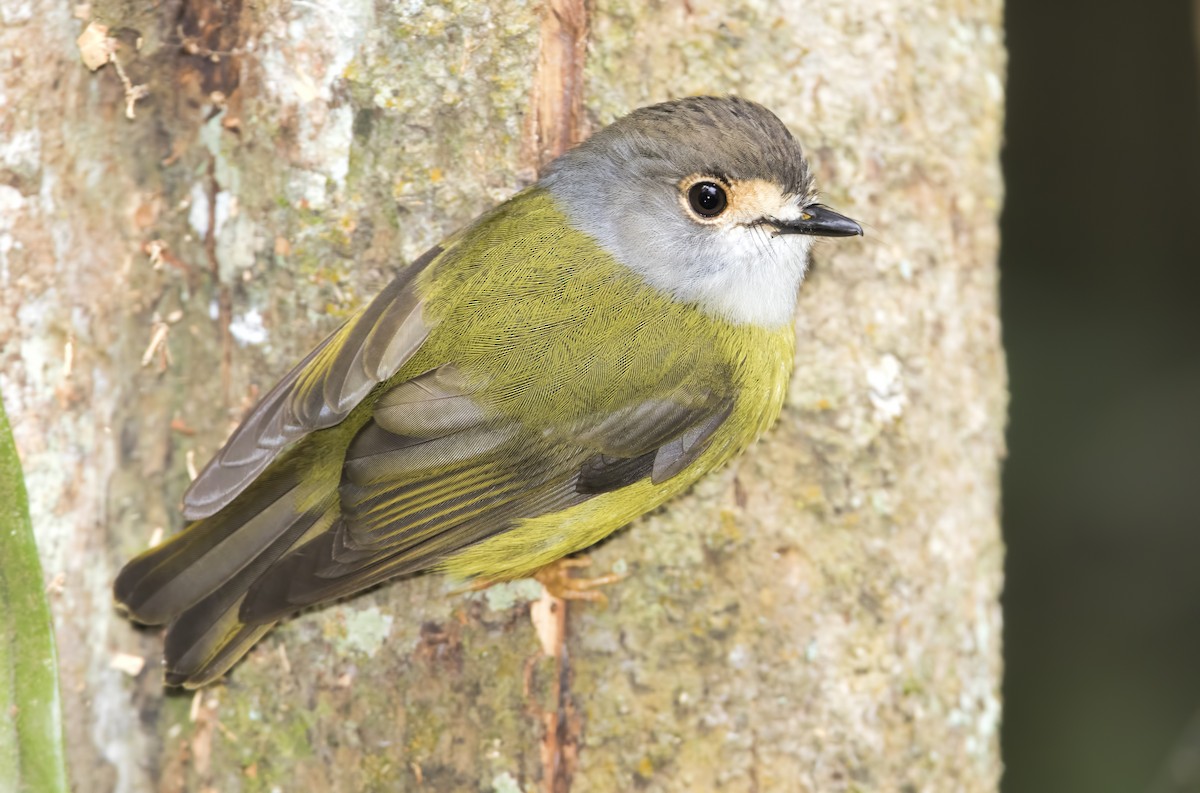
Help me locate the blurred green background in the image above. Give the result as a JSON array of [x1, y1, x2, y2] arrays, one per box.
[[1000, 0, 1200, 791]]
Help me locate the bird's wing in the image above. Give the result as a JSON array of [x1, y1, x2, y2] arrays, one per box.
[[180, 245, 445, 520], [237, 365, 734, 622]]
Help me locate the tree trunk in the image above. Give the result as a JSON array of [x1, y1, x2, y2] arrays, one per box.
[[0, 1, 1006, 791]]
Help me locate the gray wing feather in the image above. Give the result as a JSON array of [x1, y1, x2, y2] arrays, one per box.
[[651, 400, 735, 483], [569, 394, 721, 457], [180, 335, 339, 520], [181, 247, 439, 521], [372, 365, 485, 437]]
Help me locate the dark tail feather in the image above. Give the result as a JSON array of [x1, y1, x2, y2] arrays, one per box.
[[114, 460, 338, 687], [114, 467, 314, 625], [239, 525, 433, 624], [160, 505, 335, 687], [165, 607, 276, 688]]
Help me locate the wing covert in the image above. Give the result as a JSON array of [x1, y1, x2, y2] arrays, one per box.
[[181, 246, 443, 520]]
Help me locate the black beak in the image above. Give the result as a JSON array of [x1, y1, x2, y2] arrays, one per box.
[[772, 204, 863, 237]]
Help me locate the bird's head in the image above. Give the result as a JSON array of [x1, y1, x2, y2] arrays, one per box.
[[542, 96, 861, 327]]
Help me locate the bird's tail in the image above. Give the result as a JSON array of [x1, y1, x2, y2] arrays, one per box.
[[114, 457, 338, 688]]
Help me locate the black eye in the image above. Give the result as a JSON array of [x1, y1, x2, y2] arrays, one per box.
[[687, 181, 728, 218]]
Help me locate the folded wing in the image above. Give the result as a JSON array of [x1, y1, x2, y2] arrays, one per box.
[[180, 246, 442, 521], [238, 364, 734, 622]]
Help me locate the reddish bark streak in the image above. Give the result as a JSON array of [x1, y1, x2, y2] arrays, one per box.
[[532, 0, 590, 171], [524, 3, 590, 789]]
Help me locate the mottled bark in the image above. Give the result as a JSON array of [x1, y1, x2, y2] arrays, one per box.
[[0, 1, 1006, 791]]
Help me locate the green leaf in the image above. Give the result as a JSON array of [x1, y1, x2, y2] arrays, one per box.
[[0, 395, 68, 793]]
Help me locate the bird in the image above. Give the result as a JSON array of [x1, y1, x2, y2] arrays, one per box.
[[114, 95, 862, 688]]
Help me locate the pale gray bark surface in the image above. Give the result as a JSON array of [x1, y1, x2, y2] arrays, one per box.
[[0, 1, 1006, 791]]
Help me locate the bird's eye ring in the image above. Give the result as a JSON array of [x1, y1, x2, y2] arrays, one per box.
[[687, 181, 728, 218]]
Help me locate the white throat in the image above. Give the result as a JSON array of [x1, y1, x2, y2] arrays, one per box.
[[656, 225, 812, 327], [544, 186, 813, 328]]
